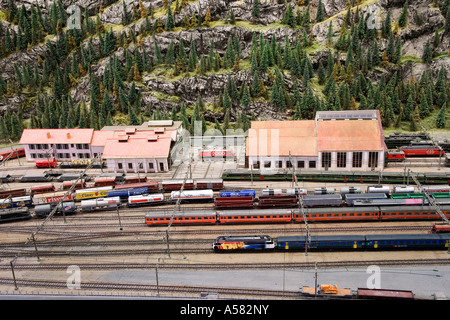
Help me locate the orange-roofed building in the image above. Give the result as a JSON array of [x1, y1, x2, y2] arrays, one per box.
[[246, 110, 386, 171]]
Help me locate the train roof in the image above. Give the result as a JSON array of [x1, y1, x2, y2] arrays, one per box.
[[277, 235, 366, 242], [377, 205, 450, 212], [215, 235, 272, 241], [217, 209, 292, 217], [74, 186, 113, 193], [145, 210, 216, 218], [365, 234, 450, 241]]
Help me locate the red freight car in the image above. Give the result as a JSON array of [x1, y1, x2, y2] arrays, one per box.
[[93, 176, 117, 187], [62, 180, 87, 190], [114, 181, 160, 192], [196, 179, 224, 190], [357, 288, 414, 300], [161, 180, 195, 191], [258, 195, 298, 208], [0, 188, 27, 199], [30, 183, 57, 195], [430, 224, 450, 233], [386, 151, 405, 162], [35, 158, 57, 168], [214, 196, 254, 209]]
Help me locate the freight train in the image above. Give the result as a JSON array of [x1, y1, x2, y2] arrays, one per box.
[[222, 169, 450, 184], [212, 233, 450, 252]]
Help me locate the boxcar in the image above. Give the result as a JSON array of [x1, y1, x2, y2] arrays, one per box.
[[74, 186, 113, 200], [114, 181, 159, 192], [218, 209, 292, 224], [33, 191, 73, 205], [258, 195, 298, 208], [196, 179, 224, 190], [345, 193, 387, 206], [364, 234, 450, 250], [107, 187, 149, 200], [145, 210, 217, 226], [161, 179, 195, 191]]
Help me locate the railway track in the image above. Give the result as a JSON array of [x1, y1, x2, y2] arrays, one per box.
[[0, 278, 301, 299]]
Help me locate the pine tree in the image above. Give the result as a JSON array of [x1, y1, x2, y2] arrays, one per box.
[[241, 83, 251, 107], [422, 40, 432, 64], [436, 105, 446, 128], [398, 1, 408, 28], [316, 0, 325, 22], [165, 4, 175, 31], [252, 0, 260, 19]]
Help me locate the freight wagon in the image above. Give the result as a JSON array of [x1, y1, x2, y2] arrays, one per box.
[[170, 190, 214, 202], [34, 202, 77, 218], [0, 207, 31, 223], [74, 186, 114, 200], [128, 194, 165, 207], [80, 197, 122, 212]]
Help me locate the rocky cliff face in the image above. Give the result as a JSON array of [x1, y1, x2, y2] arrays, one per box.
[[0, 0, 449, 135]]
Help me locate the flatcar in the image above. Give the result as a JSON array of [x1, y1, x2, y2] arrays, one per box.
[[19, 174, 53, 182], [220, 190, 256, 198], [218, 209, 292, 224], [145, 210, 217, 226], [74, 186, 113, 200], [399, 145, 445, 157], [35, 158, 57, 168], [0, 174, 15, 183], [128, 193, 165, 207], [195, 179, 224, 190], [161, 179, 195, 191], [0, 147, 25, 161], [57, 173, 90, 182], [301, 194, 343, 207], [357, 288, 414, 300], [34, 201, 77, 218], [214, 196, 254, 209], [213, 235, 274, 251], [80, 197, 121, 212], [170, 190, 214, 202], [430, 224, 450, 233], [0, 207, 31, 223], [107, 187, 149, 200]]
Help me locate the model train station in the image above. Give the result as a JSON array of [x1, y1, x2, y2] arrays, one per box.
[[19, 110, 387, 173]]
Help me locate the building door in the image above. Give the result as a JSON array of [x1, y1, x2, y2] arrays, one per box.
[[159, 162, 165, 172]]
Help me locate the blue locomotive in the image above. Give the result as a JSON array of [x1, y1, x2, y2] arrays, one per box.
[[219, 190, 256, 198]]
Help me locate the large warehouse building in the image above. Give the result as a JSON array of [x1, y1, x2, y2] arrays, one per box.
[[246, 110, 387, 171], [19, 120, 183, 173]]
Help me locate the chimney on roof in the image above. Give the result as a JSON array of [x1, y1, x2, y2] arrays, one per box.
[[47, 132, 51, 139], [67, 133, 71, 139]]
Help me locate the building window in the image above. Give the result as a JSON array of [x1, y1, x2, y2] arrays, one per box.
[[353, 152, 362, 168], [29, 144, 35, 150], [309, 161, 316, 168], [286, 161, 292, 168], [368, 152, 379, 168], [297, 161, 305, 168], [277, 160, 283, 168], [128, 163, 133, 169], [118, 163, 123, 170], [252, 161, 260, 169], [264, 161, 271, 168], [322, 152, 331, 168], [149, 163, 154, 169], [337, 152, 347, 168]]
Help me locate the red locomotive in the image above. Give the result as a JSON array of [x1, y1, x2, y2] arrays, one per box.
[[35, 158, 57, 168], [399, 145, 445, 157]]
